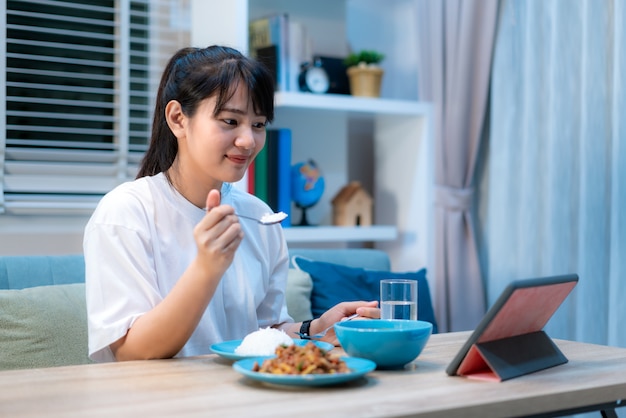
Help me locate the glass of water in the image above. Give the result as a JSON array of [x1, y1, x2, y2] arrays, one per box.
[[380, 279, 418, 320]]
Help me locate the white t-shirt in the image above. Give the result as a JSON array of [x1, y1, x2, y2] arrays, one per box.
[[84, 173, 292, 362]]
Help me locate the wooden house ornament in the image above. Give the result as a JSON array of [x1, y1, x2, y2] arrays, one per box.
[[331, 181, 373, 226]]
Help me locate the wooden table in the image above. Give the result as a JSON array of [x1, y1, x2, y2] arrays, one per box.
[[1, 332, 625, 418]]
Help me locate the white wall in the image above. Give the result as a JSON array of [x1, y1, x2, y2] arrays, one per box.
[[0, 216, 88, 255]]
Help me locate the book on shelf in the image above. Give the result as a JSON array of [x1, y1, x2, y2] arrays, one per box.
[[252, 128, 292, 228], [253, 140, 269, 204], [287, 20, 310, 94], [255, 45, 277, 90], [275, 130, 292, 225], [246, 159, 255, 195], [249, 14, 289, 92], [249, 14, 311, 93]]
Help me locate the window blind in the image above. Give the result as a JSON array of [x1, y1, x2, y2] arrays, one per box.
[[0, 0, 190, 215]]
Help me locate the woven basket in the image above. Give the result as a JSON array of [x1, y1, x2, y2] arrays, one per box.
[[347, 66, 384, 97]]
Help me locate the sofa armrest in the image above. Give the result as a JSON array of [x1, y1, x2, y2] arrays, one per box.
[[0, 283, 91, 370]]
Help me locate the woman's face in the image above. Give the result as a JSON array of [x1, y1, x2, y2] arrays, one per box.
[[168, 83, 267, 206]]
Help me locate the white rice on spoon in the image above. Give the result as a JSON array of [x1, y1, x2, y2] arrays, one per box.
[[260, 211, 288, 224], [234, 327, 294, 356]]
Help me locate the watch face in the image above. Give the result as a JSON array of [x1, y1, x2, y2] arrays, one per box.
[[305, 67, 330, 94]]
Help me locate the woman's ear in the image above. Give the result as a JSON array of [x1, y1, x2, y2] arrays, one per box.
[[165, 100, 186, 138]]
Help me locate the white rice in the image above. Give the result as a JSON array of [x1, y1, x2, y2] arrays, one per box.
[[260, 211, 288, 224], [234, 327, 294, 356]]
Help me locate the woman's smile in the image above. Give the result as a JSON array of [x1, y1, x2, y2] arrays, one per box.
[[226, 153, 251, 165]]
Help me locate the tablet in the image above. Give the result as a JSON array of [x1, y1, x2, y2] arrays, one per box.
[[446, 274, 578, 381]]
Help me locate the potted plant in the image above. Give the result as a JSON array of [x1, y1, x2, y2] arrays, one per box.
[[344, 50, 385, 97]]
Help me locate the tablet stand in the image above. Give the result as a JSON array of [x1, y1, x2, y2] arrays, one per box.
[[458, 331, 568, 382]]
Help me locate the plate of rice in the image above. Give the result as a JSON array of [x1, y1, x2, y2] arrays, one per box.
[[210, 327, 334, 361]]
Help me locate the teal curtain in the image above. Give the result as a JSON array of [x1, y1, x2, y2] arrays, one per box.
[[485, 0, 626, 345]]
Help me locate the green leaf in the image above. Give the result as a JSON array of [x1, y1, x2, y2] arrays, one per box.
[[344, 50, 385, 67]]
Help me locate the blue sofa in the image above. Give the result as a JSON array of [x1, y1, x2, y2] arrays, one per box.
[[0, 248, 436, 370], [0, 249, 390, 290]]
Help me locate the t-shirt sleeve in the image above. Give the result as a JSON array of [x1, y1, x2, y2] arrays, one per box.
[[84, 190, 162, 362]]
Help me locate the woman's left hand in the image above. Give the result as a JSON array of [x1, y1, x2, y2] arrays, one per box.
[[315, 300, 379, 346]]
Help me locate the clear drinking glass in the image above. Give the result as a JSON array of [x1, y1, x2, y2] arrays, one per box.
[[380, 279, 418, 320]]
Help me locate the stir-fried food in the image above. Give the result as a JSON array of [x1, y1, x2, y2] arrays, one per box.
[[253, 342, 350, 375]]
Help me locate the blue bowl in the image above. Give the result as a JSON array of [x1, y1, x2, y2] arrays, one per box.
[[334, 319, 433, 369]]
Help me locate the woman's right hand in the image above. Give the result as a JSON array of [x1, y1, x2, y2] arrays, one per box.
[[193, 189, 244, 278]]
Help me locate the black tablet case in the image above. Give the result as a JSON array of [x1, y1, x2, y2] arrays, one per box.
[[446, 274, 578, 382]]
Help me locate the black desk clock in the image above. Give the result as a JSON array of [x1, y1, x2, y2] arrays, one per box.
[[298, 59, 330, 94]]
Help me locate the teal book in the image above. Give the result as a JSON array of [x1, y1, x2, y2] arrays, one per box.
[[254, 140, 269, 204]]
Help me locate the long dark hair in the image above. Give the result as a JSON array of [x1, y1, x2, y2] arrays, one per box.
[[137, 45, 275, 178]]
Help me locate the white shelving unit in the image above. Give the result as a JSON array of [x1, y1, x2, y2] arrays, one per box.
[[272, 91, 430, 245], [192, 0, 433, 272], [274, 92, 431, 116]]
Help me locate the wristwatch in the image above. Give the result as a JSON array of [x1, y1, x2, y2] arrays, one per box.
[[299, 319, 313, 339]]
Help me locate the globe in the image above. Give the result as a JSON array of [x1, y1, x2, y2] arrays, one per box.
[[290, 160, 325, 226]]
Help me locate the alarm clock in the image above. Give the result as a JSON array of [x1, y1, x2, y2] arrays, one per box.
[[298, 59, 330, 94]]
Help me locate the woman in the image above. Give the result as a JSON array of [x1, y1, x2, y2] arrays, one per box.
[[84, 45, 378, 362]]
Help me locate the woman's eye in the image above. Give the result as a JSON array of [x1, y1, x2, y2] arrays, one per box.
[[223, 119, 237, 127], [253, 121, 267, 129]]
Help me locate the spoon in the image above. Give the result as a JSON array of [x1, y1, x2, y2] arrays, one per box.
[[295, 313, 360, 340], [203, 208, 288, 225], [238, 211, 288, 225]]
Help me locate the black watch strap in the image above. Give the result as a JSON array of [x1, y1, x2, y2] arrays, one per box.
[[299, 319, 313, 339]]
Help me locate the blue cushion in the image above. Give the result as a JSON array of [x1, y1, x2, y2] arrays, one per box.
[[292, 256, 438, 333]]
